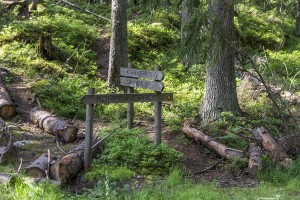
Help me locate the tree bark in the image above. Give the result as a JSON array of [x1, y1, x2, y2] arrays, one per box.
[[200, 0, 241, 124], [182, 122, 244, 159], [107, 0, 128, 88], [296, 0, 300, 36], [30, 107, 78, 143], [252, 127, 292, 168], [26, 153, 55, 178], [248, 143, 262, 177], [0, 80, 16, 119]]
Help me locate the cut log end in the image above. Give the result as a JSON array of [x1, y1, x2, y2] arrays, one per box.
[[57, 126, 78, 143], [0, 105, 16, 119]]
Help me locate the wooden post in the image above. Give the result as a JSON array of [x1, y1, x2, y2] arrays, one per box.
[[127, 63, 134, 129], [84, 88, 95, 172], [154, 66, 162, 146]]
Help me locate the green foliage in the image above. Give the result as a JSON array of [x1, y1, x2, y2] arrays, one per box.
[[96, 128, 183, 175], [84, 165, 134, 182], [0, 178, 71, 200], [235, 5, 284, 49], [128, 22, 178, 64], [31, 75, 107, 119]]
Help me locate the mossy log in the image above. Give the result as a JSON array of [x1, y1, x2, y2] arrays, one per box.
[[0, 80, 16, 119], [182, 122, 244, 160], [252, 127, 292, 168], [26, 153, 55, 178], [248, 143, 262, 177], [30, 107, 78, 143]]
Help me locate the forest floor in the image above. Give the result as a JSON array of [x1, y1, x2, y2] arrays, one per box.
[[1, 65, 257, 192]]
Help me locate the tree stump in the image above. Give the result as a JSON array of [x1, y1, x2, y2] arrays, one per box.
[[30, 107, 78, 143]]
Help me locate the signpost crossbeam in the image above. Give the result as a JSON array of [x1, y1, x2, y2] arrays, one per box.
[[81, 93, 173, 104]]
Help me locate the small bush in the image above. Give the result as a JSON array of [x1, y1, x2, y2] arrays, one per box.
[[97, 128, 183, 175]]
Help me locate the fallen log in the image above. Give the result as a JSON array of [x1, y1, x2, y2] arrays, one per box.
[[248, 143, 262, 177], [182, 122, 244, 160], [26, 153, 55, 178], [0, 134, 9, 146], [0, 80, 16, 119], [0, 145, 17, 164], [51, 139, 104, 182], [30, 107, 78, 143], [251, 127, 292, 168]]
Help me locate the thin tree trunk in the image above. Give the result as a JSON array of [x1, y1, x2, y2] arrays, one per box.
[[30, 107, 78, 143], [107, 0, 128, 88], [200, 0, 241, 124], [296, 0, 300, 36]]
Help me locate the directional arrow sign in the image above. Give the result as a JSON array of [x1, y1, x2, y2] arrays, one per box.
[[120, 77, 164, 92], [81, 93, 173, 104], [120, 68, 164, 81]]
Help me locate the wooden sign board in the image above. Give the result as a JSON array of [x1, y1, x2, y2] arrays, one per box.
[[81, 93, 173, 104], [120, 67, 164, 81], [120, 77, 164, 92]]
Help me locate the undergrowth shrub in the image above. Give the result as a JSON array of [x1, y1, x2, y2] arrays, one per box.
[[95, 128, 183, 175], [128, 22, 178, 65]]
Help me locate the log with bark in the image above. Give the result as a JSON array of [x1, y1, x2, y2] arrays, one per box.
[[51, 140, 103, 182], [248, 143, 262, 177], [182, 122, 244, 160], [0, 80, 16, 119], [251, 127, 292, 168], [26, 153, 55, 178], [30, 107, 78, 143]]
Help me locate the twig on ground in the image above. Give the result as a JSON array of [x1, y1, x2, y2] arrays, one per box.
[[194, 158, 225, 175], [17, 158, 23, 173]]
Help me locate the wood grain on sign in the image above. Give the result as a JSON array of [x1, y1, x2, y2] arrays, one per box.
[[120, 77, 164, 92], [81, 93, 173, 104], [120, 68, 164, 80]]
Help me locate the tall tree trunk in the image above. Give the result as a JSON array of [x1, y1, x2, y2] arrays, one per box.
[[199, 0, 241, 124], [296, 0, 300, 36], [107, 0, 128, 88]]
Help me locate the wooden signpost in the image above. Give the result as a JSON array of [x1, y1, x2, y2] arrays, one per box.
[[81, 64, 173, 171]]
